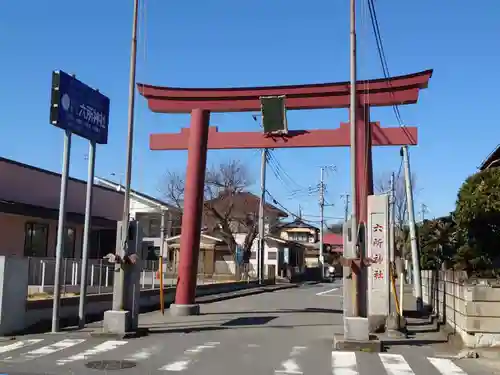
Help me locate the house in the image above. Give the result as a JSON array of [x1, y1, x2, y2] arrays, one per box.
[[323, 233, 343, 254], [0, 157, 123, 260], [277, 219, 321, 267], [94, 177, 182, 262], [479, 144, 500, 171], [166, 191, 305, 278]]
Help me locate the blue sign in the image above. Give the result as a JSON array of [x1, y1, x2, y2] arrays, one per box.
[[50, 70, 110, 144]]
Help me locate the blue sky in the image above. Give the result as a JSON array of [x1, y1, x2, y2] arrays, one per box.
[[1, 0, 499, 226]]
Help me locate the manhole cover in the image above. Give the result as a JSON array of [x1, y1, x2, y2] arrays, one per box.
[[85, 360, 137, 370]]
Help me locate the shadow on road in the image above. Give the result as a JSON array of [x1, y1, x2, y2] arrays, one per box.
[[199, 307, 342, 316], [146, 322, 337, 335], [383, 339, 448, 348]]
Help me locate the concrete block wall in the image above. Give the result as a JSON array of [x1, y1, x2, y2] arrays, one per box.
[[421, 270, 500, 348]]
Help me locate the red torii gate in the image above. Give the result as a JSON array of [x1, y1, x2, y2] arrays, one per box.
[[137, 69, 432, 315]]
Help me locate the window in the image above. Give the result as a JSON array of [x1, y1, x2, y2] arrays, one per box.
[[148, 218, 161, 237], [55, 226, 76, 258], [24, 222, 49, 257], [289, 233, 308, 242]]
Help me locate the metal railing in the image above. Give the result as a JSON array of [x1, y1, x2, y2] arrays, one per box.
[[26, 254, 244, 299]]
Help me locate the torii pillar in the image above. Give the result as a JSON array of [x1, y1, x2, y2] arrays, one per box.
[[138, 69, 432, 316]]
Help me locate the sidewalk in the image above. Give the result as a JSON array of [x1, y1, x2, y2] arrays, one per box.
[[383, 284, 449, 345]]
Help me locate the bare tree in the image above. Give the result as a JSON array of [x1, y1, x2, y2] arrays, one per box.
[[375, 171, 417, 229], [161, 160, 258, 279]]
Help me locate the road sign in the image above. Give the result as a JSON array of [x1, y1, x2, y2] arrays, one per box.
[[50, 70, 110, 144], [260, 95, 288, 134]]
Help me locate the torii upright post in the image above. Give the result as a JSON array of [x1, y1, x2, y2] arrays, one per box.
[[138, 69, 432, 316]]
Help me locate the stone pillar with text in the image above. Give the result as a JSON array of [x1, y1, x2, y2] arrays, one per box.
[[367, 194, 390, 332]]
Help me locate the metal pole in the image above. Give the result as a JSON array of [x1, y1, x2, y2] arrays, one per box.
[[401, 145, 423, 311], [344, 194, 350, 222], [51, 129, 72, 333], [78, 141, 96, 328], [388, 172, 395, 315], [114, 0, 139, 311], [258, 148, 267, 284], [389, 173, 395, 263], [349, 0, 359, 317], [319, 167, 325, 279], [159, 209, 165, 314]]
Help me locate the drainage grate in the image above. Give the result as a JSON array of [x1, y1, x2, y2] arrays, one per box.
[[85, 360, 137, 371]]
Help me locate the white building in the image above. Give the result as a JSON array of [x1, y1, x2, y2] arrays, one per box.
[[94, 177, 181, 262]]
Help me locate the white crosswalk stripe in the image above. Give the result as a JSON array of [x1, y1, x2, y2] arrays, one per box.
[[56, 340, 128, 365], [0, 339, 44, 357], [5, 339, 85, 362], [379, 353, 415, 375], [159, 341, 220, 372], [0, 337, 477, 375], [428, 357, 469, 375], [331, 351, 359, 375]]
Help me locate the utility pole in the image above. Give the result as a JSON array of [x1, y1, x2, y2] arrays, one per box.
[[388, 172, 395, 314], [401, 145, 423, 311], [420, 203, 427, 222], [258, 148, 267, 284], [159, 209, 166, 315], [389, 173, 395, 264], [349, 0, 360, 317], [319, 167, 325, 279], [114, 0, 139, 312]]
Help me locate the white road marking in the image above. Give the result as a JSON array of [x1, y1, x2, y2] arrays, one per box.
[[275, 346, 307, 374], [427, 357, 468, 375], [0, 339, 44, 358], [126, 344, 162, 361], [7, 339, 86, 362], [56, 340, 128, 365], [316, 287, 339, 296], [331, 351, 359, 375], [379, 353, 415, 375], [159, 341, 220, 372], [161, 359, 191, 371]]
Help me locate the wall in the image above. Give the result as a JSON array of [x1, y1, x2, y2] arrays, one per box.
[[0, 158, 123, 221], [0, 256, 273, 335], [421, 270, 500, 348]]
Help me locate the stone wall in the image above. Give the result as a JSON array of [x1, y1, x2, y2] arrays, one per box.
[[421, 270, 500, 347]]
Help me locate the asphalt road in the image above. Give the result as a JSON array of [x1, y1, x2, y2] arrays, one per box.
[[0, 282, 495, 375]]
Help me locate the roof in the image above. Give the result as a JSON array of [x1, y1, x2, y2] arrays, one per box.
[[323, 233, 343, 246], [479, 144, 500, 170], [165, 233, 223, 243], [204, 191, 287, 218], [0, 157, 121, 196], [278, 219, 319, 231], [0, 199, 116, 228], [95, 177, 179, 211]]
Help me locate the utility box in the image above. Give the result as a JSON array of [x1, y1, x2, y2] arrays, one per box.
[[342, 217, 356, 259]]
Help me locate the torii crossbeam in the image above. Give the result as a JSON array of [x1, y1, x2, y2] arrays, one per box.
[[138, 69, 432, 316]]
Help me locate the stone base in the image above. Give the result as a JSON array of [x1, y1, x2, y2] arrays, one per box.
[[333, 334, 383, 352], [170, 303, 200, 317], [344, 317, 369, 341], [92, 310, 146, 339]]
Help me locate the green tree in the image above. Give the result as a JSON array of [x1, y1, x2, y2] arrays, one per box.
[[418, 216, 456, 269], [454, 168, 500, 274]]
